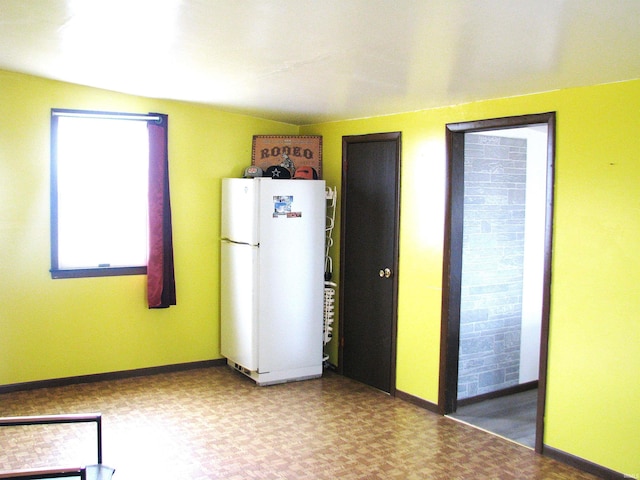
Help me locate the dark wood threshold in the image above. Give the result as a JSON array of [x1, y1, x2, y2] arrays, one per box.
[[543, 445, 631, 480], [395, 389, 440, 414], [457, 380, 538, 408], [0, 358, 226, 395]]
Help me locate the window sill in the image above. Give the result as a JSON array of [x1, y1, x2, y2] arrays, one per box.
[[50, 266, 147, 279]]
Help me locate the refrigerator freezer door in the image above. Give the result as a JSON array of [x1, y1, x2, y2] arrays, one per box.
[[257, 179, 326, 374], [220, 240, 258, 370], [221, 178, 259, 245]]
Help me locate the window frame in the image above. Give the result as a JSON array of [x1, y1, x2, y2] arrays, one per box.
[[50, 108, 158, 279]]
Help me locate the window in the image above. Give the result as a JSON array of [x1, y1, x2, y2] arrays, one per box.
[[50, 109, 159, 279]]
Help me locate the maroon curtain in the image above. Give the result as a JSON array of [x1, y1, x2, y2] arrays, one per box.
[[147, 114, 176, 308]]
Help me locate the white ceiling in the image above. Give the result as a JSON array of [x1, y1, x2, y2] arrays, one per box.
[[1, 0, 639, 125]]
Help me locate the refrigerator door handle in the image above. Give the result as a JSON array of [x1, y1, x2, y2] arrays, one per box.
[[223, 239, 259, 248]]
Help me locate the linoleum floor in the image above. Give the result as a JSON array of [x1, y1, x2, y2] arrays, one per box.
[[0, 367, 599, 480]]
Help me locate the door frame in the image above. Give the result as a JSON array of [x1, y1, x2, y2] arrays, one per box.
[[339, 132, 402, 395], [439, 113, 556, 453]]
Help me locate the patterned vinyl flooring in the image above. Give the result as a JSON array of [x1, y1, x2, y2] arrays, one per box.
[[0, 367, 599, 480]]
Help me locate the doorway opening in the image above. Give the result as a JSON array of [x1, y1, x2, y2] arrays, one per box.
[[440, 113, 555, 453]]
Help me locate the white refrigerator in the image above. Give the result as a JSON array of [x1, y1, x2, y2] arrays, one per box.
[[220, 177, 326, 385]]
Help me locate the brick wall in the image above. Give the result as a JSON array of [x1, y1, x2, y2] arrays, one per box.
[[457, 133, 527, 400]]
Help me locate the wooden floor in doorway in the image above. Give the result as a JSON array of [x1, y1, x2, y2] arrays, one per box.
[[449, 389, 537, 448]]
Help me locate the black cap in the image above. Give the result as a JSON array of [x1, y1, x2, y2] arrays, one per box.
[[265, 165, 292, 179]]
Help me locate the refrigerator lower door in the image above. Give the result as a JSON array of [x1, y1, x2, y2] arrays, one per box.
[[220, 240, 258, 371]]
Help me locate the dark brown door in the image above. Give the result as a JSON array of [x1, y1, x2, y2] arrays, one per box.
[[339, 132, 401, 394]]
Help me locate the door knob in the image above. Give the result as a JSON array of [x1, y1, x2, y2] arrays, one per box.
[[378, 268, 392, 278]]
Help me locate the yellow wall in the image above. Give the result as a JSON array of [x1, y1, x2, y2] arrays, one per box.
[[302, 79, 640, 476], [2, 68, 639, 476], [0, 69, 297, 384]]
